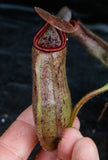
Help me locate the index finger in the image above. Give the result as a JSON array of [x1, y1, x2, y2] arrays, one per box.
[[0, 105, 38, 160]]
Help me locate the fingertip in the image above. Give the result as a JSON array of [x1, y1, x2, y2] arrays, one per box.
[[17, 105, 35, 127], [34, 148, 57, 160], [57, 128, 82, 160], [72, 137, 100, 160], [72, 117, 80, 130]]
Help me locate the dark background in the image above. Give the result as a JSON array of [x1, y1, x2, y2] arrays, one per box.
[[0, 0, 108, 160]]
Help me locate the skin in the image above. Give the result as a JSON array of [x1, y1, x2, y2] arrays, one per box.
[[0, 105, 99, 160]]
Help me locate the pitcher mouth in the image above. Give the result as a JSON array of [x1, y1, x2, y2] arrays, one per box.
[[33, 23, 67, 52]]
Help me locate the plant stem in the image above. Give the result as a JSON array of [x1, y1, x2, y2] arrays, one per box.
[[68, 83, 108, 127], [98, 102, 108, 121]]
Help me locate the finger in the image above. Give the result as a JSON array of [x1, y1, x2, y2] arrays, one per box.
[[57, 128, 83, 160], [34, 148, 57, 160], [33, 117, 80, 160], [0, 105, 38, 160], [17, 105, 35, 127], [72, 137, 99, 160], [72, 117, 80, 130]]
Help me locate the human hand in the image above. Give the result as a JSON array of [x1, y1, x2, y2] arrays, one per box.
[[0, 105, 99, 160]]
